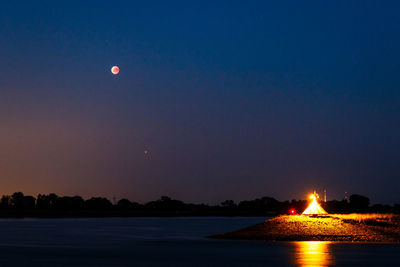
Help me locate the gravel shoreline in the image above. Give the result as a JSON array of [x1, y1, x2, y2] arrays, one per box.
[[210, 214, 400, 242]]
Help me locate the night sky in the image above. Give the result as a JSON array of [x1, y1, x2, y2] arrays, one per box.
[[1, 1, 399, 204]]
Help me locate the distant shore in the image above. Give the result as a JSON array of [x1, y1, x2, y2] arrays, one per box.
[[0, 210, 276, 218], [210, 214, 400, 243], [1, 192, 399, 218]]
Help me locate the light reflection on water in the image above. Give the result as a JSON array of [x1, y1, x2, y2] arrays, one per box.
[[293, 241, 335, 267]]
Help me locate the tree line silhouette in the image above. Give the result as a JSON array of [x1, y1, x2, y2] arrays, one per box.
[[0, 192, 398, 217]]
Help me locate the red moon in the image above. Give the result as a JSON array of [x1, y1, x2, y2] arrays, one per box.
[[111, 66, 119, 75]]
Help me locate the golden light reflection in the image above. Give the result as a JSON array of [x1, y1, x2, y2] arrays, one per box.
[[293, 241, 335, 267]]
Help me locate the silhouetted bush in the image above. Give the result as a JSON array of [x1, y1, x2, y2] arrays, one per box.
[[349, 194, 370, 212]]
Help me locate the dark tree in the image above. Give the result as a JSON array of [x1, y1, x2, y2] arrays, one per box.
[[221, 200, 236, 208], [394, 204, 400, 214], [84, 197, 113, 210], [70, 196, 85, 209], [0, 195, 11, 208], [37, 194, 50, 209], [11, 192, 24, 209], [54, 196, 84, 210], [145, 196, 186, 211], [370, 204, 392, 213], [324, 199, 350, 213], [238, 196, 280, 214], [37, 194, 59, 209], [48, 193, 59, 208], [23, 196, 36, 210], [117, 198, 133, 209], [349, 194, 370, 212]]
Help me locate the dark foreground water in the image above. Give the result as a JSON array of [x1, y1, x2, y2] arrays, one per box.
[[0, 217, 398, 266]]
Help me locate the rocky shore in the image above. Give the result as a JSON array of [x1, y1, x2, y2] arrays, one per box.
[[210, 214, 400, 242]]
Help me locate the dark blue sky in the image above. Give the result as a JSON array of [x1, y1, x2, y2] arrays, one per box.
[[0, 1, 399, 204]]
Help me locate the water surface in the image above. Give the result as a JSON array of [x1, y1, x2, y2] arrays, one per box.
[[0, 217, 398, 266]]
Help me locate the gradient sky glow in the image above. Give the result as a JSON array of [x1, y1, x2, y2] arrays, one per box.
[[1, 1, 399, 204]]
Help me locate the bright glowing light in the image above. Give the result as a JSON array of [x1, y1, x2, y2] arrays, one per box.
[[111, 66, 119, 75], [302, 191, 328, 215], [290, 208, 296, 215], [293, 241, 334, 266]]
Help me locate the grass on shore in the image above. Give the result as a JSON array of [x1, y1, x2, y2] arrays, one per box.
[[328, 213, 394, 222]]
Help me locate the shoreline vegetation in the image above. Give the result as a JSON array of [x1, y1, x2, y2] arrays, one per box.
[[0, 192, 399, 218], [210, 214, 400, 243]]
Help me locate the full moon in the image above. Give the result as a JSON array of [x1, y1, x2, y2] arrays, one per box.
[[111, 66, 119, 75]]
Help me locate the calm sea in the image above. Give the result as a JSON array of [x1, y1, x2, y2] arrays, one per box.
[[0, 217, 398, 266]]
